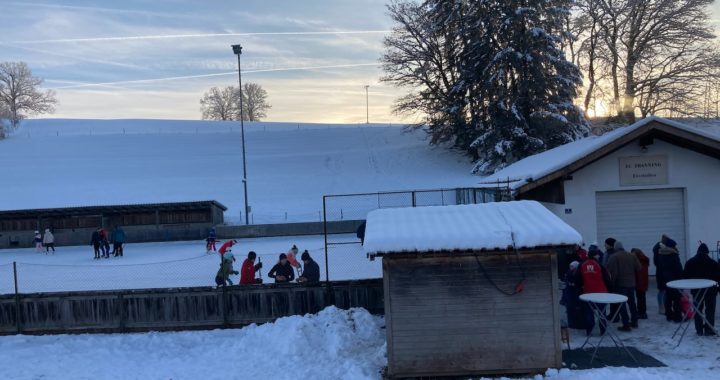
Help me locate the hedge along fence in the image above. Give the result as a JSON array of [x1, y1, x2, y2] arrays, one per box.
[[0, 279, 384, 335]]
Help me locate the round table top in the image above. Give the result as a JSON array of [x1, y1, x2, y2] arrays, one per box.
[[667, 279, 718, 290], [580, 292, 628, 304]]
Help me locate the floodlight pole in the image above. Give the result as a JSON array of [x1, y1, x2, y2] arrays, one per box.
[[232, 44, 250, 225], [364, 85, 369, 124]]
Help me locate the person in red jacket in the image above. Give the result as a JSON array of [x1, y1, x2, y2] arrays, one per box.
[[575, 248, 610, 336], [218, 239, 237, 255], [240, 251, 263, 285], [631, 248, 650, 319]]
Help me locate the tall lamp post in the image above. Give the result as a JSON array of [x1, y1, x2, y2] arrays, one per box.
[[364, 85, 369, 124], [232, 44, 250, 225]]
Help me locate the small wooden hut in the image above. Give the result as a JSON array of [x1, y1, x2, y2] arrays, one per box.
[[364, 200, 582, 378]]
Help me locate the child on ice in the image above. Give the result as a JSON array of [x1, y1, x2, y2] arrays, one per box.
[[34, 231, 43, 253], [215, 251, 239, 286]]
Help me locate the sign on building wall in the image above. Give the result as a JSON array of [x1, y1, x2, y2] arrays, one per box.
[[619, 155, 669, 186]]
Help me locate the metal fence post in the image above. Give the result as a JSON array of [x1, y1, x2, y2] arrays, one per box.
[[13, 262, 21, 333], [411, 191, 417, 207], [323, 196, 330, 283]]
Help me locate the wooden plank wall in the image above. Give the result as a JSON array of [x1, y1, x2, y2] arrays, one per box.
[[0, 280, 383, 335], [384, 252, 560, 378]]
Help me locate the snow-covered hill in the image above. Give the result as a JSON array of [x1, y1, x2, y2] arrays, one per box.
[[2, 119, 478, 223]]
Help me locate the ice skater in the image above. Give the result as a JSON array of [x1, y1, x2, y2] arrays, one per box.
[[99, 228, 111, 258], [206, 227, 217, 254], [33, 231, 43, 253], [215, 251, 239, 287], [91, 228, 102, 259], [43, 228, 55, 254], [112, 225, 126, 257]]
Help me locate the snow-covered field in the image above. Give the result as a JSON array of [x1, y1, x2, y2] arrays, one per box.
[[2, 288, 720, 380], [0, 234, 378, 294], [0, 306, 387, 380], [1, 119, 478, 224]]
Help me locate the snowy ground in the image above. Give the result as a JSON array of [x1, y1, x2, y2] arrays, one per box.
[[2, 286, 720, 380], [0, 307, 387, 380], [0, 234, 379, 294], [1, 119, 478, 224]]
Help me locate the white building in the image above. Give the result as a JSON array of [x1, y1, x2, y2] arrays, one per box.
[[483, 117, 720, 273]]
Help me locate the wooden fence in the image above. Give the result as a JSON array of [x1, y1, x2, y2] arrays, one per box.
[[0, 280, 383, 335]]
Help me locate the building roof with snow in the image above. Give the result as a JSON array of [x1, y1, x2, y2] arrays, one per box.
[[363, 201, 582, 256], [480, 116, 720, 198]]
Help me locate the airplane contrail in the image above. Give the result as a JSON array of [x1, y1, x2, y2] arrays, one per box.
[[6, 30, 391, 45], [51, 63, 380, 89]]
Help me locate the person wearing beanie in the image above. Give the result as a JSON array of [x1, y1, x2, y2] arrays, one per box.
[[562, 260, 585, 331], [298, 250, 320, 285], [575, 250, 611, 336], [653, 234, 671, 315], [602, 238, 617, 266], [606, 240, 642, 331], [268, 253, 295, 283], [215, 251, 239, 287], [655, 238, 684, 322], [683, 243, 720, 336]]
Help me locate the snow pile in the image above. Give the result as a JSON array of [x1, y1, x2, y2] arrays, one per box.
[[364, 201, 582, 255], [0, 306, 386, 380], [0, 119, 477, 224], [482, 116, 720, 190]]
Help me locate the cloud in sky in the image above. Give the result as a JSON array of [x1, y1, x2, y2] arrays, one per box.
[[0, 0, 409, 123], [2, 1, 718, 123]]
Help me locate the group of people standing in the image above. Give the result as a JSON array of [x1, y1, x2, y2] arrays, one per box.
[[563, 235, 720, 337], [563, 239, 649, 334], [33, 229, 56, 254], [215, 243, 321, 287], [90, 226, 126, 259]]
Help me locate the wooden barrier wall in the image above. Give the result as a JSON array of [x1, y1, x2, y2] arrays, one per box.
[[0, 280, 383, 335]]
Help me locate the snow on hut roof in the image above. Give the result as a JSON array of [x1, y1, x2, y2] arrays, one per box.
[[480, 116, 720, 191], [364, 201, 582, 256]]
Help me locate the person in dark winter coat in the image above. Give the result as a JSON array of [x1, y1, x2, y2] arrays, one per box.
[[683, 243, 720, 336], [575, 249, 610, 335], [562, 261, 585, 330], [655, 238, 684, 322], [602, 238, 616, 267], [606, 241, 641, 331], [206, 227, 217, 253], [268, 253, 295, 284], [298, 250, 320, 285], [653, 234, 674, 315], [632, 248, 650, 319], [240, 251, 263, 285], [33, 231, 43, 253], [91, 228, 102, 259], [356, 221, 366, 245]]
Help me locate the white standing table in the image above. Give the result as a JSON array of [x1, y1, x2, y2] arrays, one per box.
[[579, 293, 637, 364], [666, 279, 719, 347]]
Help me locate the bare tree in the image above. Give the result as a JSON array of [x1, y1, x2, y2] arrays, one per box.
[[241, 82, 271, 121], [572, 0, 718, 122], [200, 86, 239, 121], [0, 62, 56, 129], [200, 83, 271, 121]]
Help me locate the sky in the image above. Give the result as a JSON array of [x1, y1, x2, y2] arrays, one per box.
[[0, 1, 718, 123], [0, 0, 413, 123]]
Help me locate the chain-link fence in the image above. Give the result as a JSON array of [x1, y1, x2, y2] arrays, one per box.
[[321, 187, 510, 282]]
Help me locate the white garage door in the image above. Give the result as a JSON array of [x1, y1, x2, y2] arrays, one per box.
[[596, 188, 687, 275]]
